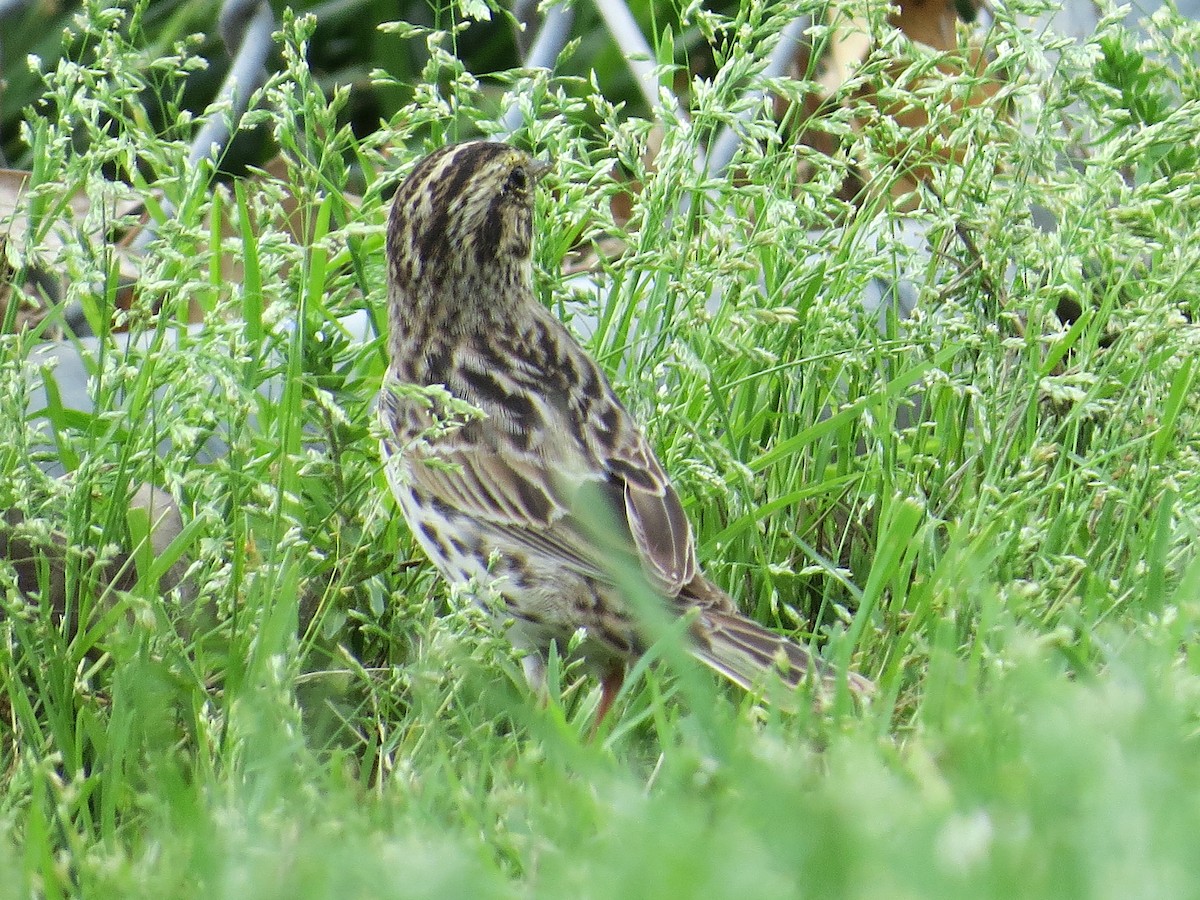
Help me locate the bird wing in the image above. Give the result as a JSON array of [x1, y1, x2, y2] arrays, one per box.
[[399, 425, 604, 579], [592, 412, 698, 596], [389, 370, 697, 598], [388, 393, 875, 699]]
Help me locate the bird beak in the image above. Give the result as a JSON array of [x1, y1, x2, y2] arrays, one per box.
[[527, 158, 551, 181]]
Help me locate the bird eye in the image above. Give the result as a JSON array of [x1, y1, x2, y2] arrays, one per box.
[[508, 166, 528, 192]]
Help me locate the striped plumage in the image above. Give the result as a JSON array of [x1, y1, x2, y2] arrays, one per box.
[[379, 140, 871, 720]]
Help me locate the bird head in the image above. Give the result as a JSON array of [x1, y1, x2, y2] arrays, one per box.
[[387, 140, 549, 296]]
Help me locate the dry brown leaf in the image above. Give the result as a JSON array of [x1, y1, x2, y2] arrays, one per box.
[[214, 155, 362, 290], [891, 0, 961, 51], [0, 169, 145, 334], [865, 41, 1002, 207], [0, 482, 196, 643], [0, 160, 364, 335], [776, 0, 1003, 211], [607, 125, 664, 229]]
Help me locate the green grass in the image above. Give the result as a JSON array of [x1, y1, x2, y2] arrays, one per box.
[[2, 1, 1199, 897]]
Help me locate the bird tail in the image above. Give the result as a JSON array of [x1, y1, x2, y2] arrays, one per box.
[[689, 608, 874, 700]]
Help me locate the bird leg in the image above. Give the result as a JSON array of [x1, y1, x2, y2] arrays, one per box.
[[591, 666, 625, 736]]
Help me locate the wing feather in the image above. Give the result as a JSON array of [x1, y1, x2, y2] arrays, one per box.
[[404, 432, 610, 580], [391, 356, 697, 599], [594, 401, 696, 596]]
